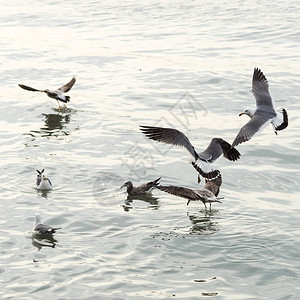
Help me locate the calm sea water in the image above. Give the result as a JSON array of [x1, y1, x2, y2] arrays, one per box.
[[1, 0, 300, 299]]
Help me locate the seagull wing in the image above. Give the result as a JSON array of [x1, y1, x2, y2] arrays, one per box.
[[34, 224, 59, 234], [136, 177, 161, 193], [272, 108, 288, 132], [252, 68, 274, 108], [19, 84, 42, 92], [232, 112, 273, 147], [140, 125, 199, 160], [58, 77, 76, 92], [157, 185, 200, 201]]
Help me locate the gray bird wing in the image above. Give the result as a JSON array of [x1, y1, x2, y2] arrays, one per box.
[[19, 84, 42, 92], [157, 185, 201, 201], [58, 77, 76, 93], [232, 112, 273, 148], [204, 173, 222, 196], [140, 125, 198, 160], [252, 68, 274, 108], [134, 177, 161, 194], [34, 224, 55, 234]]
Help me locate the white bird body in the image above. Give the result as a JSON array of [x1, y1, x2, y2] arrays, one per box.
[[36, 169, 52, 190]]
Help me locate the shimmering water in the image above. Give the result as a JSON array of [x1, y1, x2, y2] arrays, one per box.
[[1, 0, 300, 299]]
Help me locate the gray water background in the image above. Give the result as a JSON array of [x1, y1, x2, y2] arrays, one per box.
[[0, 0, 300, 299]]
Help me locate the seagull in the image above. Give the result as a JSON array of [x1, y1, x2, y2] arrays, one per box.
[[232, 68, 288, 147], [121, 177, 161, 195], [19, 77, 76, 108], [140, 125, 240, 180], [157, 173, 223, 211], [36, 169, 52, 190], [33, 213, 61, 235]]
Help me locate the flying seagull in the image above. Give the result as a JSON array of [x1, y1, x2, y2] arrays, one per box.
[[232, 68, 288, 147], [36, 169, 52, 190], [121, 177, 161, 195], [157, 173, 223, 211], [33, 213, 61, 235], [140, 125, 240, 180], [19, 77, 76, 108]]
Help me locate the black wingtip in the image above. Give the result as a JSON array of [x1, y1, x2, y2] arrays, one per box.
[[191, 162, 220, 180], [220, 139, 241, 161], [274, 108, 288, 132]]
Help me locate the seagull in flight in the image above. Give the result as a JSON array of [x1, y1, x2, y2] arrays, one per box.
[[157, 173, 223, 211], [33, 213, 61, 235], [36, 169, 52, 190], [232, 68, 288, 147], [140, 125, 240, 180], [121, 177, 161, 195], [19, 77, 76, 108]]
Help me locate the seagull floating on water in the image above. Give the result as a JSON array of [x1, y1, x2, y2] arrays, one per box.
[[232, 68, 288, 147], [36, 169, 52, 190], [140, 125, 240, 180], [33, 213, 61, 235], [157, 173, 223, 211], [19, 77, 76, 108], [121, 177, 161, 195]]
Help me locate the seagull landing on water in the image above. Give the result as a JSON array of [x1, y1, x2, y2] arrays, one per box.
[[121, 177, 161, 195], [36, 169, 52, 190], [33, 213, 61, 235], [232, 68, 288, 148], [19, 77, 76, 109], [157, 173, 223, 211], [140, 125, 240, 181]]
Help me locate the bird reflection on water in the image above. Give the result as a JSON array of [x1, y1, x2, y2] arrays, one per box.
[[187, 210, 220, 235], [40, 112, 71, 136], [122, 194, 160, 211], [24, 112, 71, 143], [31, 234, 58, 250]]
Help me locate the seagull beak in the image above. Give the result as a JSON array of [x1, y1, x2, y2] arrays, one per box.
[[239, 112, 245, 116], [120, 184, 125, 189]]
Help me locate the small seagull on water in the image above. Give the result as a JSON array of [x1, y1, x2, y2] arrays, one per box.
[[232, 68, 288, 147], [36, 169, 52, 190], [19, 77, 76, 109], [157, 173, 223, 211], [33, 213, 61, 235], [121, 177, 161, 195]]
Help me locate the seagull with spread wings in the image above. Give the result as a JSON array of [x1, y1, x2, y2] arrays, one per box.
[[19, 77, 76, 108], [232, 68, 288, 147], [157, 173, 223, 211], [140, 125, 240, 180]]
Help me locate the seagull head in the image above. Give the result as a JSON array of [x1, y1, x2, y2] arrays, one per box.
[[41, 174, 49, 181], [120, 181, 133, 189], [34, 213, 42, 225], [239, 108, 256, 118]]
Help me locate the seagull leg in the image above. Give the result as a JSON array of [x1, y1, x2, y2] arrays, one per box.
[[209, 203, 212, 212], [198, 175, 201, 183], [57, 100, 62, 110], [187, 200, 190, 206], [204, 203, 207, 211]]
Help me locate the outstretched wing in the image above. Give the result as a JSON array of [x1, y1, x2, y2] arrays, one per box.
[[19, 84, 41, 92], [252, 68, 273, 108], [58, 77, 76, 92], [157, 185, 200, 201], [232, 113, 273, 148], [140, 125, 199, 160]]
